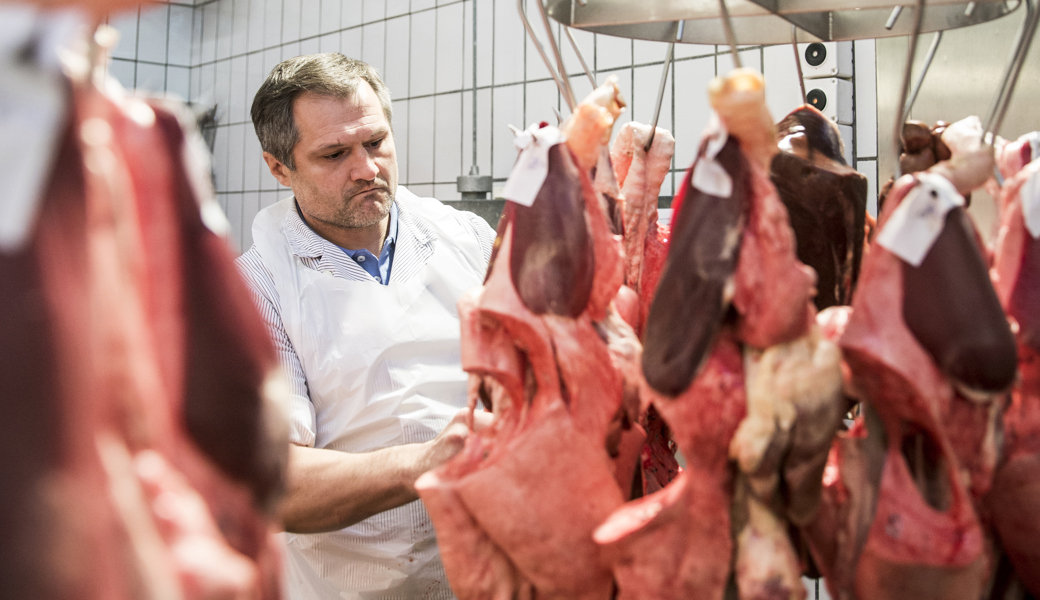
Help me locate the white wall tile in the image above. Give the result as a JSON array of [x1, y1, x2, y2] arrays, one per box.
[[386, 0, 408, 19], [596, 34, 631, 72], [243, 124, 263, 191], [214, 58, 232, 121], [362, 22, 386, 74], [282, 0, 301, 44], [242, 193, 262, 249], [493, 0, 524, 85], [320, 32, 340, 52], [246, 51, 267, 112], [412, 0, 436, 12], [226, 192, 244, 251], [245, 0, 264, 52], [300, 0, 321, 39], [409, 184, 434, 197], [135, 62, 166, 93], [525, 79, 559, 129], [568, 73, 594, 108], [201, 2, 218, 62], [475, 0, 493, 87], [436, 3, 465, 93], [108, 58, 136, 89], [362, 0, 383, 24], [857, 159, 879, 217], [477, 88, 492, 177], [342, 0, 364, 29], [461, 90, 473, 173], [660, 171, 673, 198], [166, 65, 190, 100], [764, 44, 803, 124], [109, 8, 138, 61], [409, 96, 435, 183], [227, 123, 246, 191], [300, 36, 320, 55], [213, 124, 230, 191], [560, 27, 594, 81], [433, 183, 457, 201], [717, 48, 760, 75], [673, 56, 715, 170], [632, 63, 672, 133], [633, 39, 670, 66], [229, 55, 248, 123], [232, 0, 250, 55], [492, 83, 523, 179], [384, 16, 410, 97], [674, 43, 714, 60], [435, 92, 463, 182], [409, 10, 435, 96], [190, 66, 201, 102], [138, 4, 169, 64], [392, 99, 409, 180], [168, 5, 193, 66], [855, 39, 878, 158], [265, 0, 283, 46], [341, 28, 362, 60], [321, 0, 341, 34], [282, 41, 301, 60], [524, 31, 554, 83], [191, 7, 203, 65], [215, 0, 233, 59]]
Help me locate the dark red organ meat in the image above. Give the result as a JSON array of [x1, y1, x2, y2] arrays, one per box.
[[771, 106, 868, 310], [418, 136, 627, 600]]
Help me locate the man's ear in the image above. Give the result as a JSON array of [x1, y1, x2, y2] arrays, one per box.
[[263, 151, 293, 188]]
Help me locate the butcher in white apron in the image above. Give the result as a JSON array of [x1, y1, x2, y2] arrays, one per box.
[[238, 52, 495, 599]]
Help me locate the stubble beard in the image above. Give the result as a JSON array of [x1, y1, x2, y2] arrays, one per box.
[[335, 186, 394, 229]]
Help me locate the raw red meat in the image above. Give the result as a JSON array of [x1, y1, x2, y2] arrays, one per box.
[[987, 156, 1040, 596], [0, 75, 286, 600], [418, 90, 633, 599]]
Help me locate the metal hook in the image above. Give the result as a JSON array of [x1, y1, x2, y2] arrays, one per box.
[[535, 0, 577, 109], [717, 0, 742, 70], [902, 30, 943, 121], [518, 0, 576, 110], [563, 26, 596, 89], [892, 0, 926, 178], [644, 20, 684, 153], [792, 25, 806, 105], [983, 0, 1038, 144], [885, 6, 904, 30]]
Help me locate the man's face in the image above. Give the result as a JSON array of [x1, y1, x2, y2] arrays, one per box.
[[265, 82, 398, 235]]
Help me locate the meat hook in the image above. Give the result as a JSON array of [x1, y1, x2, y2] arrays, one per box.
[[902, 30, 943, 122], [717, 0, 742, 70], [892, 0, 926, 178], [983, 0, 1038, 145], [644, 20, 684, 153], [518, 0, 576, 110], [563, 25, 596, 89]]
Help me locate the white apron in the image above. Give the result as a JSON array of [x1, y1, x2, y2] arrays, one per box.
[[252, 188, 487, 600]]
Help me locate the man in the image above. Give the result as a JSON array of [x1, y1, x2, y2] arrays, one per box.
[[237, 53, 495, 599]]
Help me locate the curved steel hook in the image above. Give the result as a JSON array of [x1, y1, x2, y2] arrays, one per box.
[[563, 26, 596, 89], [518, 0, 576, 110], [984, 0, 1038, 143], [644, 20, 684, 153], [903, 30, 943, 120], [718, 0, 742, 70], [893, 0, 927, 178]]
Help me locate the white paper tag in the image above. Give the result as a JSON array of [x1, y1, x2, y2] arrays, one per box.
[[0, 8, 76, 253], [691, 114, 733, 198], [877, 172, 965, 266], [1021, 168, 1040, 239], [501, 124, 566, 208]]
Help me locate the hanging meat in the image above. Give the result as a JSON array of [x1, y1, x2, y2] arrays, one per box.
[[416, 82, 636, 600], [0, 42, 287, 600], [988, 145, 1040, 597], [594, 69, 840, 600], [771, 105, 868, 309], [811, 135, 1016, 600]]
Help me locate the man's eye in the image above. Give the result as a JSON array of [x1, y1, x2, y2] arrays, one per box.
[[325, 151, 343, 160], [367, 138, 384, 149]]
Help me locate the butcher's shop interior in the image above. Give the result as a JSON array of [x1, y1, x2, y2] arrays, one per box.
[[6, 0, 1040, 598]]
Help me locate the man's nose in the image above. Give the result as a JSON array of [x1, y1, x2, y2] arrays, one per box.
[[349, 150, 380, 181]]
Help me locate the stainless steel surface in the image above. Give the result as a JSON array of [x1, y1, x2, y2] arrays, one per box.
[[545, 0, 1020, 44]]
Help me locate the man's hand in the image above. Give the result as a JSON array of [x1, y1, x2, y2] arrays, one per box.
[[415, 408, 494, 478], [279, 408, 493, 533]]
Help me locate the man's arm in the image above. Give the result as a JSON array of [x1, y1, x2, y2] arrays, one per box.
[[281, 408, 492, 533]]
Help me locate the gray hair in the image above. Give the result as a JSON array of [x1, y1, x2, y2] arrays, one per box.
[[250, 53, 393, 170]]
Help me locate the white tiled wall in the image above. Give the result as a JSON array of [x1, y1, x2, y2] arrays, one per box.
[[105, 0, 878, 264]]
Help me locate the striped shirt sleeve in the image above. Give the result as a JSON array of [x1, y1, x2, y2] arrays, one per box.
[[235, 246, 317, 447], [462, 211, 497, 265]]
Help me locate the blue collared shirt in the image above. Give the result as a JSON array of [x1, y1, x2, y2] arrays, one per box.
[[338, 202, 398, 285]]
